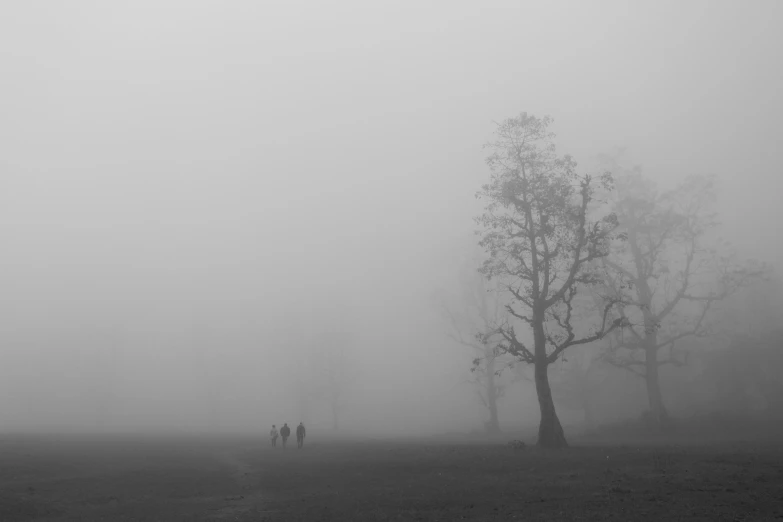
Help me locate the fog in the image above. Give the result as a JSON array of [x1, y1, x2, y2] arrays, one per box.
[[0, 1, 781, 438]]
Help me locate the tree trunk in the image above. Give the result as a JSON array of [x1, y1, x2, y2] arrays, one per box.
[[644, 339, 669, 430], [534, 319, 567, 448], [485, 350, 501, 435], [630, 230, 670, 431]]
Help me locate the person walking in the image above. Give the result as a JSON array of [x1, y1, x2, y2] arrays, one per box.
[[296, 422, 306, 449], [269, 425, 279, 447], [280, 423, 291, 448]]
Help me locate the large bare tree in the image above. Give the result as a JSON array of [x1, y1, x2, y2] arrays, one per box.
[[600, 161, 763, 428], [475, 113, 624, 448]]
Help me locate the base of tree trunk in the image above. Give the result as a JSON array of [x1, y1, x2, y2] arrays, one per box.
[[537, 419, 568, 449], [534, 357, 569, 449], [484, 421, 501, 435]]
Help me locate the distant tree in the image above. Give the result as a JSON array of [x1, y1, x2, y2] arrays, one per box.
[[300, 332, 360, 431], [701, 276, 783, 416], [438, 261, 519, 435], [599, 158, 764, 429], [699, 329, 783, 416], [548, 344, 609, 432], [475, 113, 625, 448]]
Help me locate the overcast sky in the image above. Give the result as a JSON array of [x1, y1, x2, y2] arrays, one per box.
[[0, 0, 780, 432]]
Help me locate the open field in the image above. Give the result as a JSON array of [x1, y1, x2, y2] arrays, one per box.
[[1, 432, 782, 521]]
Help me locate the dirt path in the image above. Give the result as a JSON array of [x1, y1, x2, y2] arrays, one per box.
[[0, 435, 285, 522], [201, 445, 275, 521]]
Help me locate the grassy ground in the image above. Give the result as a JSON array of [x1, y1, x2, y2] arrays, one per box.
[[0, 432, 782, 521]]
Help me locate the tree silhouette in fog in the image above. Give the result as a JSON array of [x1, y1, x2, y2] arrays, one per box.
[[475, 113, 625, 448], [599, 158, 764, 430]]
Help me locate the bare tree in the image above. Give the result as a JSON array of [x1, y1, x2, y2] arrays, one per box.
[[702, 276, 783, 416], [439, 264, 517, 435], [303, 332, 359, 431], [600, 161, 764, 429], [475, 113, 625, 448]]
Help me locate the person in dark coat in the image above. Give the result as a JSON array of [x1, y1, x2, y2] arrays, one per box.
[[280, 423, 291, 448], [296, 422, 306, 449]]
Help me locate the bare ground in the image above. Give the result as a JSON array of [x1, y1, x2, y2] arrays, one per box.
[[1, 432, 782, 521]]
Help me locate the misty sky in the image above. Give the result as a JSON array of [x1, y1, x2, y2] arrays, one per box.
[[0, 1, 781, 432]]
